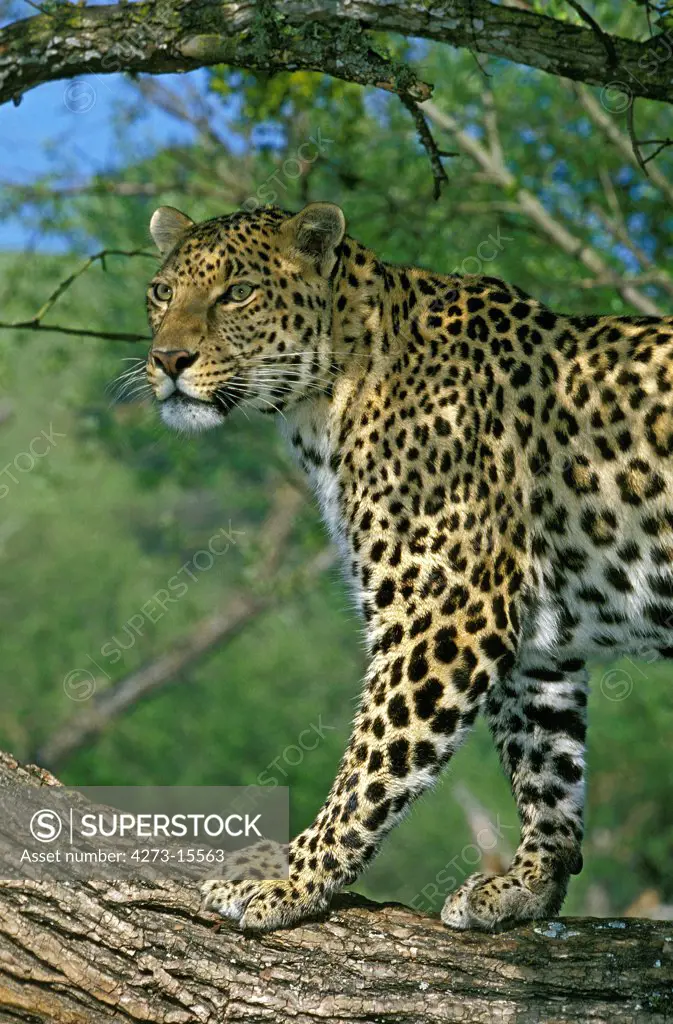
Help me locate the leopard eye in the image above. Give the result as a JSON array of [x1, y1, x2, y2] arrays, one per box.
[[222, 282, 254, 303], [151, 282, 173, 303]]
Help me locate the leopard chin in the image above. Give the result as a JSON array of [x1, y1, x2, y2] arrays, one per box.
[[159, 393, 226, 434]]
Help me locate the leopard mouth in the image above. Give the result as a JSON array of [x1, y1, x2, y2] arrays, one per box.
[[163, 388, 240, 416], [158, 388, 240, 433], [212, 387, 242, 417]]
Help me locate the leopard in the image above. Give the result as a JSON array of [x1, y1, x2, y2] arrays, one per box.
[[144, 200, 673, 933]]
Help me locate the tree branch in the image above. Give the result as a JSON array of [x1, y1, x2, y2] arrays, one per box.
[[399, 94, 450, 199], [2, 0, 673, 111], [0, 753, 672, 1023], [0, 249, 157, 343], [0, 0, 431, 109]]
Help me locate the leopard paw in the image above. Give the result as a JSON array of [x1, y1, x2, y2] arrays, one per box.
[[441, 870, 566, 932], [202, 877, 328, 931]]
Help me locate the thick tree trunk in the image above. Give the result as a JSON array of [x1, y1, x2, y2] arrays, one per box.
[[0, 753, 671, 1022]]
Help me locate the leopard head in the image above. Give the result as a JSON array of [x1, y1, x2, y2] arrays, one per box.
[[145, 202, 346, 433]]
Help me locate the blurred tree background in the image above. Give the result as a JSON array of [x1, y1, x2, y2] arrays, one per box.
[[1, 0, 672, 923]]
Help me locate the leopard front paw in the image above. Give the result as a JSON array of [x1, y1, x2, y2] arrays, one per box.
[[202, 877, 329, 931], [441, 869, 567, 932]]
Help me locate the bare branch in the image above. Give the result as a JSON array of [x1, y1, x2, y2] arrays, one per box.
[[0, 180, 165, 198], [577, 270, 672, 289], [452, 781, 513, 875], [590, 195, 673, 298], [34, 249, 155, 322], [481, 91, 507, 174], [399, 94, 450, 199], [0, 321, 150, 342], [636, 135, 673, 164], [0, 249, 156, 343], [626, 100, 651, 178]]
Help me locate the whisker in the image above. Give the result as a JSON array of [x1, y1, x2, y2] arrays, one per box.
[[255, 381, 330, 398], [113, 389, 152, 405], [108, 378, 146, 399], [111, 371, 149, 390], [245, 348, 358, 360], [112, 379, 153, 400], [252, 393, 287, 420], [244, 350, 374, 370], [108, 367, 147, 395], [109, 367, 146, 386], [245, 362, 341, 384], [235, 400, 251, 421], [243, 368, 335, 391], [244, 375, 333, 397]]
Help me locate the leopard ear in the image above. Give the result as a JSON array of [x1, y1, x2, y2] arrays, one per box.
[[150, 206, 194, 256], [283, 202, 346, 275]]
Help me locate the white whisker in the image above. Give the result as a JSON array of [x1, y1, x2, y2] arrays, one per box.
[[114, 381, 153, 401]]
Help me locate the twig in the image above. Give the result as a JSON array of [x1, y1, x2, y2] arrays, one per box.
[[0, 321, 150, 342], [132, 78, 227, 150], [1, 181, 164, 198], [0, 248, 156, 343], [564, 0, 618, 69], [573, 84, 673, 203], [21, 0, 50, 13], [638, 136, 673, 164], [482, 90, 506, 174], [452, 782, 513, 875], [626, 100, 650, 179], [400, 94, 450, 200], [451, 201, 521, 214], [35, 248, 156, 322], [597, 166, 621, 220]]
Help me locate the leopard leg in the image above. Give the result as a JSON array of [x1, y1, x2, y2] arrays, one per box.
[[442, 659, 587, 931], [203, 625, 513, 931]]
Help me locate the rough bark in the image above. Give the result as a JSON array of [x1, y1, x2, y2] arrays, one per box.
[[0, 752, 672, 1023], [1, 0, 672, 111]]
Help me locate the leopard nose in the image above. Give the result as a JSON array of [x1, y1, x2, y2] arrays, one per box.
[[152, 349, 199, 379]]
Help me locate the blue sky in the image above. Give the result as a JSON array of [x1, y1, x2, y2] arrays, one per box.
[[0, 71, 201, 249]]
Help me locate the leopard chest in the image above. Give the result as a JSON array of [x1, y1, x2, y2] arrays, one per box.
[[280, 409, 350, 561]]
